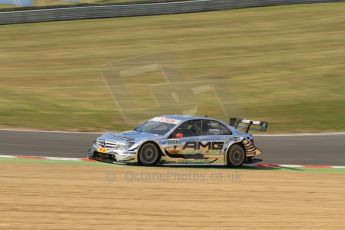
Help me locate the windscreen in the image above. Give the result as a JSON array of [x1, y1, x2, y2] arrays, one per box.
[[134, 121, 176, 135]]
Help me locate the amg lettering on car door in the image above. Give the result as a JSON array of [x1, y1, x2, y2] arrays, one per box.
[[182, 141, 224, 150]]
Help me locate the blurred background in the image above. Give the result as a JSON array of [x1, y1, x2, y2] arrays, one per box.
[[0, 0, 344, 132]]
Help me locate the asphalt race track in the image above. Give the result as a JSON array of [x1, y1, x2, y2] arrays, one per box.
[[0, 130, 344, 165]]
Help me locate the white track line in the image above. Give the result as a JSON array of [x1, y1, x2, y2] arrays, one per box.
[[0, 128, 102, 134], [255, 132, 345, 137], [278, 164, 304, 168], [332, 166, 345, 169], [0, 155, 16, 158], [1, 155, 344, 168], [45, 157, 82, 161]]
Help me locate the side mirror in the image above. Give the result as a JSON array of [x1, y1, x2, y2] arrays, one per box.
[[175, 133, 184, 138]]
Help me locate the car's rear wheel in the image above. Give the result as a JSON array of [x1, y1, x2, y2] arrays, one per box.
[[138, 142, 161, 166], [227, 144, 246, 167]]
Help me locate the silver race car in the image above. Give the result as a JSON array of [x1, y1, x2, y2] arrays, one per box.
[[87, 115, 268, 167]]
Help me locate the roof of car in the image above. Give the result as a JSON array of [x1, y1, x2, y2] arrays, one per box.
[[159, 114, 216, 122]]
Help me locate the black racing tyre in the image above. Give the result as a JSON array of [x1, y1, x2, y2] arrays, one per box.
[[227, 144, 246, 167], [138, 142, 161, 166]]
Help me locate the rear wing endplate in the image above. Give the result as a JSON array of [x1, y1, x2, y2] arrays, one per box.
[[229, 118, 268, 133]]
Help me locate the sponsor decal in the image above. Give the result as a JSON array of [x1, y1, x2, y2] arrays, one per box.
[[242, 119, 261, 125], [150, 117, 181, 125], [242, 139, 261, 156], [167, 139, 181, 145], [98, 147, 107, 153], [183, 141, 224, 150]]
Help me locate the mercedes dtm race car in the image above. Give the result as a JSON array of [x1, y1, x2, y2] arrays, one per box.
[[87, 115, 268, 167]]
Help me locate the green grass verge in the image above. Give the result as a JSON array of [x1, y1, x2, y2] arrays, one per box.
[[0, 157, 112, 166], [0, 3, 344, 132], [1, 157, 344, 173]]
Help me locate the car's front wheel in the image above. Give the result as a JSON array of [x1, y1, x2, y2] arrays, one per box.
[[138, 142, 161, 166], [227, 144, 246, 167]]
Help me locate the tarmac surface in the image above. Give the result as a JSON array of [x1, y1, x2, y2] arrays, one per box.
[[0, 130, 344, 165]]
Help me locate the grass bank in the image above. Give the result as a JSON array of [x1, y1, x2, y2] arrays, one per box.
[[0, 3, 344, 132]]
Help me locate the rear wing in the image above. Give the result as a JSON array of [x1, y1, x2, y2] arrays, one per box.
[[229, 118, 268, 133]]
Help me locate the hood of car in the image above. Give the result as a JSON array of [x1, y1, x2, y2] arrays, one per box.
[[100, 130, 161, 143]]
